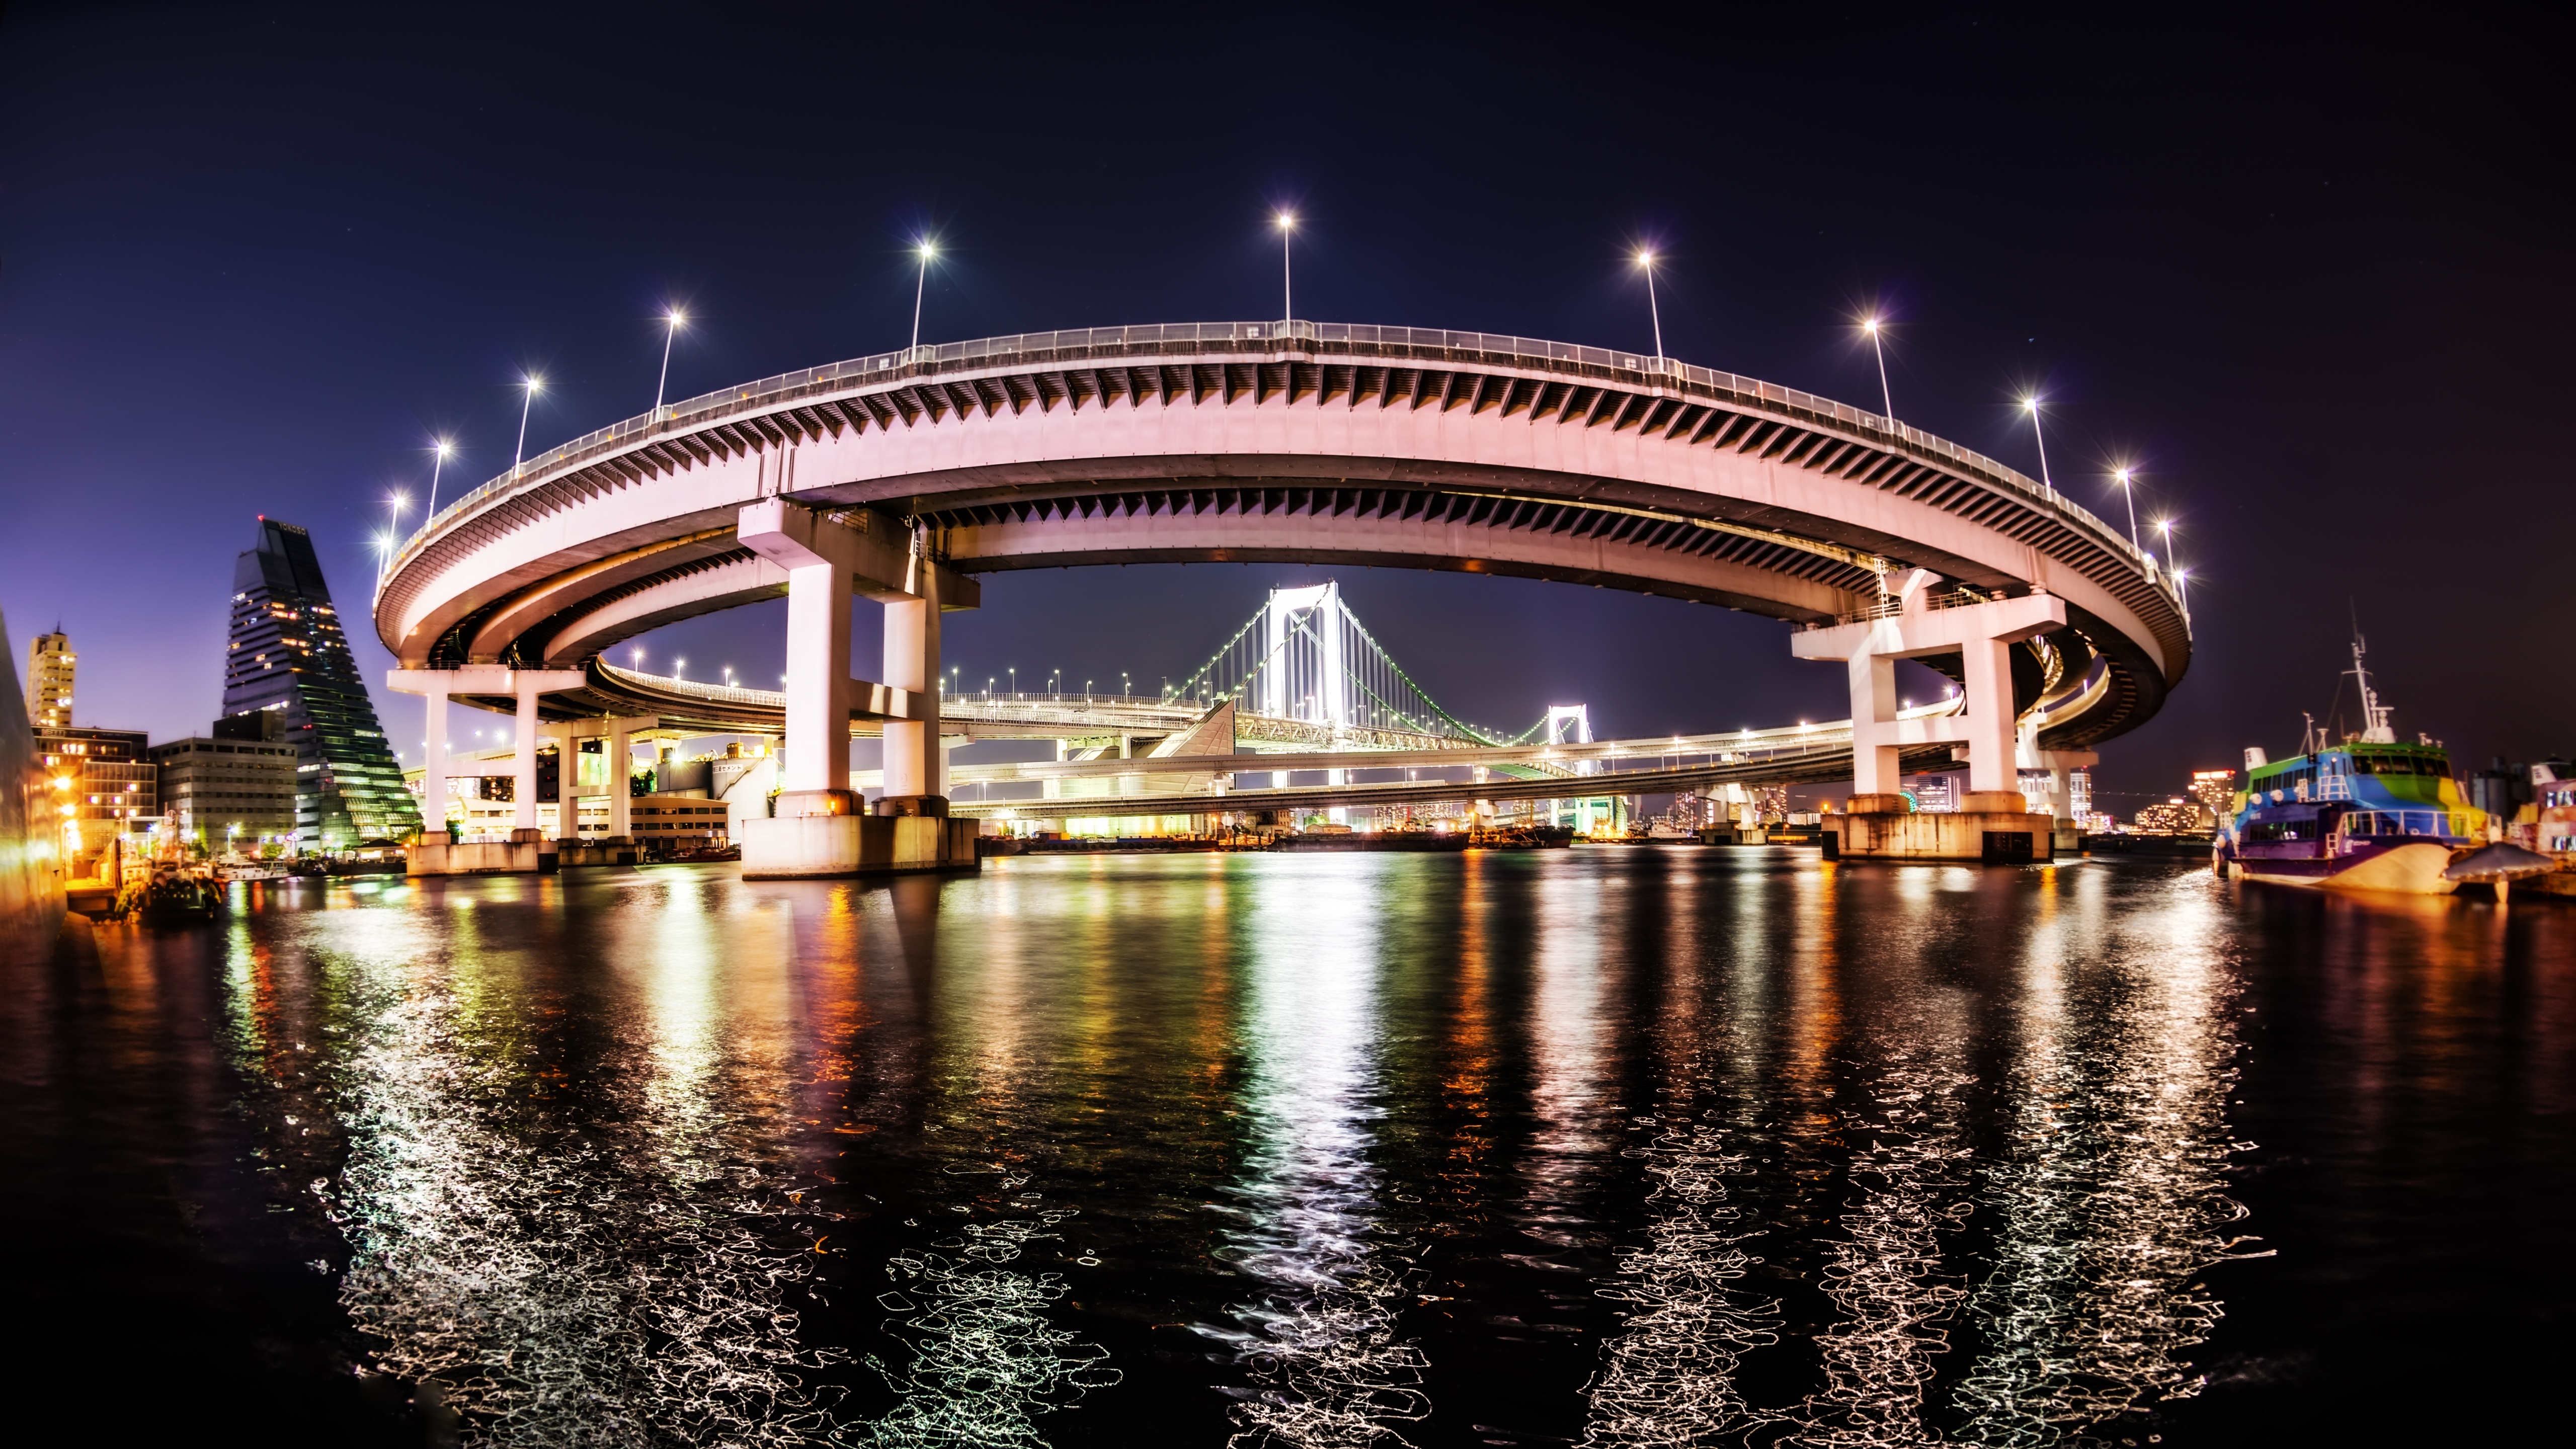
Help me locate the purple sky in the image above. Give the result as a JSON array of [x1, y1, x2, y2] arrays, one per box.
[[2, 5, 2565, 807]]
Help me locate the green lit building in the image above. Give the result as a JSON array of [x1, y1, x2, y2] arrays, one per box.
[[220, 519, 419, 849]]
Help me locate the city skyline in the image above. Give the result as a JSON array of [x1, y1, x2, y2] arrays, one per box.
[[2, 7, 2567, 801]]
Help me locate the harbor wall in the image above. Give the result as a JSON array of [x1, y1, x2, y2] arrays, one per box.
[[0, 608, 66, 948]]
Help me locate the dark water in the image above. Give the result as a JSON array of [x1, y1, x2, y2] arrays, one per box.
[[4, 851, 2567, 1445]]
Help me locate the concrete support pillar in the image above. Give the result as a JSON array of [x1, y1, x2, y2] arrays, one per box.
[[1791, 586, 2066, 814], [512, 685, 544, 832], [1960, 637, 2017, 795], [386, 666, 582, 853], [1848, 651, 1900, 795], [2048, 764, 2073, 825], [608, 725, 632, 837], [880, 565, 943, 801], [781, 557, 854, 798], [421, 685, 449, 837]]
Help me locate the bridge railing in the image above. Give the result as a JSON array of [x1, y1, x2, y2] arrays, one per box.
[[391, 320, 2160, 617]]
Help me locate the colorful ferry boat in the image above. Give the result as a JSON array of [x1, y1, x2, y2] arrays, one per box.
[[2215, 639, 2487, 894]]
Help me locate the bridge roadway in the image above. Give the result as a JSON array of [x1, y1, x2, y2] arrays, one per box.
[[380, 320, 2185, 738], [374, 320, 2189, 858]]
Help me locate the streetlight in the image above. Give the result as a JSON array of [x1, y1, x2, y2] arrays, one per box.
[[1008, 667, 1016, 698], [911, 240, 937, 352], [1635, 250, 1665, 364], [2021, 395, 2054, 492], [1275, 211, 1297, 320], [674, 657, 685, 678], [654, 309, 687, 416], [424, 439, 455, 524], [2113, 466, 2142, 553], [513, 375, 545, 478], [1862, 316, 1895, 422]]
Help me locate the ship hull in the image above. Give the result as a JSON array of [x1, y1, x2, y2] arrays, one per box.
[[2223, 840, 2459, 895]]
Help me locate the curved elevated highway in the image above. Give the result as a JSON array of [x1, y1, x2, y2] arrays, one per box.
[[374, 320, 2190, 842]]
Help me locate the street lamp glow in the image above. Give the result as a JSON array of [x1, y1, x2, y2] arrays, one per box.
[[1275, 212, 1297, 321], [2021, 395, 2055, 491], [654, 309, 688, 415], [513, 375, 544, 478], [2110, 465, 2142, 553], [422, 437, 455, 527], [1633, 250, 1665, 364], [910, 240, 937, 351], [1862, 314, 1895, 422]]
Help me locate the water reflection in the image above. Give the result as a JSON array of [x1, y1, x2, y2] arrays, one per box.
[[1215, 860, 1429, 1446], [29, 852, 2552, 1444], [309, 876, 842, 1444], [1951, 868, 2244, 1441]]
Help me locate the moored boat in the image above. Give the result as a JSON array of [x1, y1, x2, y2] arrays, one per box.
[[2215, 638, 2487, 894]]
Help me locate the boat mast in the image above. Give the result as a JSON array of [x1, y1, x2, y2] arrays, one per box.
[[2348, 635, 2396, 744]]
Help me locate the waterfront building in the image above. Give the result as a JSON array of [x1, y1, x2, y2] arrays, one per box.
[[2134, 797, 2209, 834], [24, 630, 74, 731], [148, 732, 297, 852], [632, 795, 732, 850], [221, 519, 420, 848], [1909, 774, 1960, 813], [34, 725, 154, 871], [2189, 769, 2235, 820]]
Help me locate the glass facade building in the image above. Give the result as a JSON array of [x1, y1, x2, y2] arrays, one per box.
[[220, 519, 419, 848]]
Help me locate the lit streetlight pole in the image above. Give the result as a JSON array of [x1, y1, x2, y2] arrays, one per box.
[[513, 375, 544, 479], [2021, 396, 2055, 493], [423, 439, 454, 530], [1862, 317, 1895, 422], [911, 241, 936, 353], [1635, 250, 1665, 364], [377, 493, 409, 583], [1275, 212, 1296, 320], [2113, 467, 2142, 553], [654, 310, 686, 417]]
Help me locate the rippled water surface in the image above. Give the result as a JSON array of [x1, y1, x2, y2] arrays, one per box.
[[4, 850, 2567, 1445]]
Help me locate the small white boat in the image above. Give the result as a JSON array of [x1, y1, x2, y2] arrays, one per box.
[[214, 861, 292, 882]]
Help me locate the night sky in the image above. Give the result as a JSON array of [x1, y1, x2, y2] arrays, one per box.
[[2, 5, 2564, 809]]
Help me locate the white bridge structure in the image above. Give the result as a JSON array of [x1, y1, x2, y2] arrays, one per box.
[[372, 320, 2190, 873]]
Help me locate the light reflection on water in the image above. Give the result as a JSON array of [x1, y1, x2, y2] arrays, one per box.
[[1214, 860, 1428, 1447], [105, 849, 2563, 1444]]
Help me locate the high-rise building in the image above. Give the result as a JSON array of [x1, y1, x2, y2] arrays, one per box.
[[220, 519, 420, 849], [25, 630, 73, 730]]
